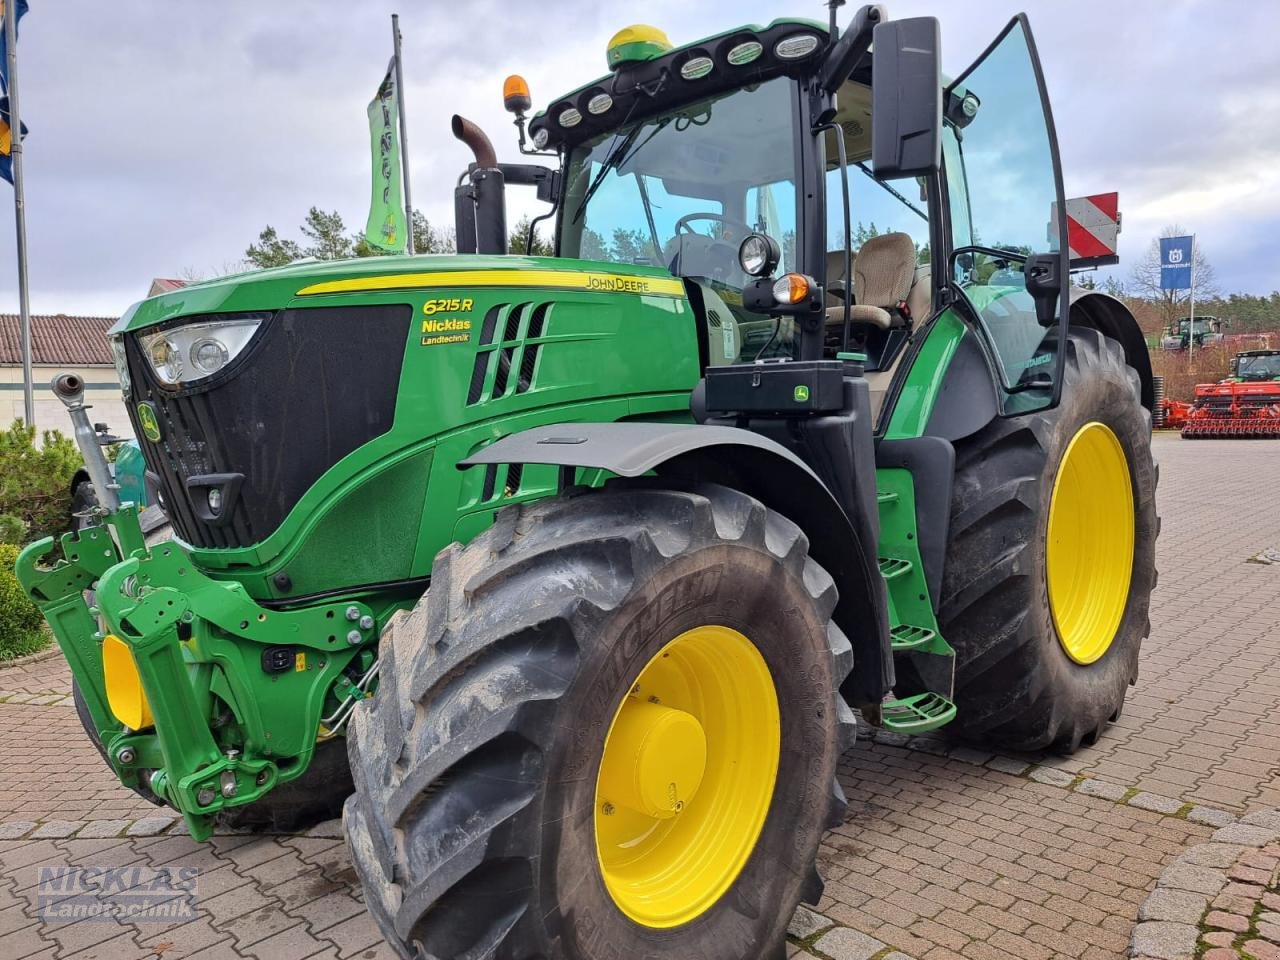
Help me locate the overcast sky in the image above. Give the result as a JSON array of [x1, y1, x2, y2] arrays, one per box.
[[2, 0, 1278, 317]]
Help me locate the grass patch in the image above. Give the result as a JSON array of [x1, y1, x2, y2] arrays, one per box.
[[0, 622, 52, 663]]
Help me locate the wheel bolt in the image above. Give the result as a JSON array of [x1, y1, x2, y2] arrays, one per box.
[[347, 630, 363, 645], [601, 802, 615, 816], [345, 605, 361, 622], [359, 615, 375, 630]]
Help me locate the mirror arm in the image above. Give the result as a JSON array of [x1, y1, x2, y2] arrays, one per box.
[[819, 4, 885, 93]]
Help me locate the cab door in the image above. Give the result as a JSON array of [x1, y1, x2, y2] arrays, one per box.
[[942, 15, 1069, 414]]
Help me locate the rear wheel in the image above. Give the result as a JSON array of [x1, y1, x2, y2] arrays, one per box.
[[939, 328, 1158, 752], [344, 482, 855, 959]]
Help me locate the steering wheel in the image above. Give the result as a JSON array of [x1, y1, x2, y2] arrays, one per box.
[[674, 212, 754, 247]]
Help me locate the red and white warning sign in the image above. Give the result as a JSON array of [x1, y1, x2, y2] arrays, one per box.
[[1062, 192, 1121, 264]]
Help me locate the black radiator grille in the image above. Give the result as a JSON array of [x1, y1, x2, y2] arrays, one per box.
[[126, 305, 411, 549]]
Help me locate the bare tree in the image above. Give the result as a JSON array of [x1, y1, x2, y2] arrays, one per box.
[[1128, 225, 1219, 333]]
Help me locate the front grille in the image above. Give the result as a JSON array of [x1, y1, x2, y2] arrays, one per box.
[[126, 305, 412, 549]]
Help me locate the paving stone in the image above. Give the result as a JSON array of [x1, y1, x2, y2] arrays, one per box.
[[1180, 843, 1246, 868], [1203, 909, 1250, 932], [305, 819, 344, 840], [882, 954, 915, 960], [0, 820, 36, 839], [1027, 766, 1075, 787], [1158, 863, 1229, 897], [29, 820, 79, 838], [1186, 807, 1237, 828], [1202, 931, 1235, 947], [945, 747, 992, 766], [125, 816, 176, 837], [1130, 920, 1200, 960], [73, 819, 130, 839], [787, 905, 832, 940], [986, 756, 1031, 776], [1243, 940, 1280, 960], [1137, 888, 1209, 923], [1075, 777, 1128, 801], [813, 926, 886, 960], [1243, 810, 1280, 831], [1213, 824, 1280, 846], [1129, 792, 1185, 815]]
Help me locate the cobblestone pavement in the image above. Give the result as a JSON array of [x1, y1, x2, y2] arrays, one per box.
[[0, 434, 1276, 960]]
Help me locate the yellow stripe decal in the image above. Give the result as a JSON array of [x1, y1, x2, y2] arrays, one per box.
[[296, 269, 686, 298]]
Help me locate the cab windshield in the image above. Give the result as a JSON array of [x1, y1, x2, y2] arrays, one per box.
[[1238, 354, 1280, 381], [559, 77, 799, 288]]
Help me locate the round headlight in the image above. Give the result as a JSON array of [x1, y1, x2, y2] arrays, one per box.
[[559, 107, 582, 128], [206, 487, 222, 515], [775, 34, 820, 60], [587, 93, 613, 115], [148, 336, 183, 384], [738, 234, 779, 277], [190, 338, 229, 375], [532, 127, 550, 149]]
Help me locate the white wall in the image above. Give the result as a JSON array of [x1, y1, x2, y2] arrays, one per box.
[[0, 364, 135, 442]]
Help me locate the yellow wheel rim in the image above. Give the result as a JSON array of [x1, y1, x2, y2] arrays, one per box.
[[1046, 422, 1135, 665], [594, 624, 780, 928]]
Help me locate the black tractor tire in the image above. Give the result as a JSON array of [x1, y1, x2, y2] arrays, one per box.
[[73, 680, 352, 830], [344, 482, 856, 960], [938, 328, 1158, 753]]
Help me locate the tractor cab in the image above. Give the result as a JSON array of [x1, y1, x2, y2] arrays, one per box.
[[476, 9, 1077, 424], [1233, 350, 1280, 381]]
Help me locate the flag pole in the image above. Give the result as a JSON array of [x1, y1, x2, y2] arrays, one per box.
[[4, 0, 33, 425], [391, 14, 414, 255], [1188, 233, 1197, 369]]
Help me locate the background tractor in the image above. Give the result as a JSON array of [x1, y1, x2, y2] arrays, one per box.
[[17, 6, 1158, 959], [1160, 314, 1226, 351]]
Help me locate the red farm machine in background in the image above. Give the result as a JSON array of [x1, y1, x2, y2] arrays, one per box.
[[1169, 349, 1280, 438]]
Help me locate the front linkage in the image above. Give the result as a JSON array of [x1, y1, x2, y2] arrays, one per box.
[[17, 499, 377, 840]]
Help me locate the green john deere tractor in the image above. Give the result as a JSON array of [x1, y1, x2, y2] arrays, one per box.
[[17, 7, 1158, 959]]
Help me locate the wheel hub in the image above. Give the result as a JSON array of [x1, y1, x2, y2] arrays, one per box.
[[594, 624, 780, 928], [598, 700, 707, 819]]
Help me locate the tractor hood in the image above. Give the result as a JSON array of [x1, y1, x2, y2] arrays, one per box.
[[113, 255, 684, 334]]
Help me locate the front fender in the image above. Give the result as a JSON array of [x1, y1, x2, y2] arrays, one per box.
[[1069, 289, 1155, 410], [461, 422, 895, 706]]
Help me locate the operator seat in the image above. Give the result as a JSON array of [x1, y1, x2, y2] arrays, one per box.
[[825, 231, 918, 329]]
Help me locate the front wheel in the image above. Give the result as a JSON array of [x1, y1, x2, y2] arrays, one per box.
[[939, 328, 1158, 752], [344, 483, 855, 960]]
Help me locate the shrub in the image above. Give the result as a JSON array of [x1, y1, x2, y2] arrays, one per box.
[[0, 543, 49, 660], [1150, 343, 1233, 404], [0, 420, 82, 545]]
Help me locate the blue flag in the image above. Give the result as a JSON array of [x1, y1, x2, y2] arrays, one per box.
[[0, 95, 25, 184], [1159, 236, 1193, 290], [0, 0, 29, 92]]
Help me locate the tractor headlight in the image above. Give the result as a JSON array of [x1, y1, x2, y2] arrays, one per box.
[[109, 335, 131, 400], [139, 316, 265, 386], [738, 234, 780, 278]]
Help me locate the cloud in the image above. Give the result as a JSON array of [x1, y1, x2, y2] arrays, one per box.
[[0, 0, 1276, 316]]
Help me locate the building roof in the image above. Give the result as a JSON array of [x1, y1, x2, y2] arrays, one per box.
[[147, 278, 187, 297], [0, 314, 116, 365]]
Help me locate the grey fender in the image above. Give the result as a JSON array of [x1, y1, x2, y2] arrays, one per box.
[[1069, 288, 1155, 410], [461, 422, 895, 707]]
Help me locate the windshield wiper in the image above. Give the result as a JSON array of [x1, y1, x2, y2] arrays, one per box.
[[855, 162, 929, 222], [571, 116, 673, 225]]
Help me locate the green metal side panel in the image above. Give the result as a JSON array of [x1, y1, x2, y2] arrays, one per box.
[[883, 309, 966, 440]]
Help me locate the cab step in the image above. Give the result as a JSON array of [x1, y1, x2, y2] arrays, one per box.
[[878, 557, 913, 580], [876, 490, 899, 504], [880, 692, 958, 734], [889, 623, 937, 651]]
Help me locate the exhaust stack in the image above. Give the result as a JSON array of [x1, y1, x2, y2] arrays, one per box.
[[452, 115, 506, 255]]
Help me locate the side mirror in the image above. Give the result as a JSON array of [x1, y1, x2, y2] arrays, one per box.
[[1229, 357, 1239, 376], [871, 17, 942, 179]]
